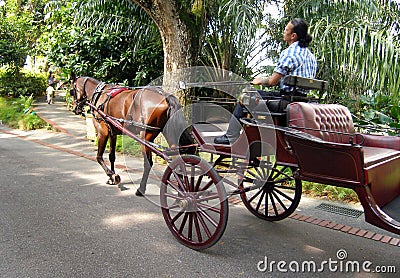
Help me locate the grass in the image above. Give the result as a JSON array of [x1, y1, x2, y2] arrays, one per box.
[[302, 182, 359, 203], [0, 96, 48, 130]]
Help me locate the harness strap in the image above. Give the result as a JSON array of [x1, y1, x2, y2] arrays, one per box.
[[90, 82, 107, 114]]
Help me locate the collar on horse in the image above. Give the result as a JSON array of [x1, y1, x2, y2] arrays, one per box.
[[97, 86, 128, 114], [90, 82, 107, 113]]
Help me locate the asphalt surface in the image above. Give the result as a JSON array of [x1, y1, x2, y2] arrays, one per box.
[[0, 92, 398, 277]]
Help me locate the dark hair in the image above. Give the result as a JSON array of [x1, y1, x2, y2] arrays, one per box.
[[290, 18, 312, 47]]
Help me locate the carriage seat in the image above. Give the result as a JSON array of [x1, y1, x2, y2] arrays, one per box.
[[286, 102, 400, 207], [246, 76, 328, 117]]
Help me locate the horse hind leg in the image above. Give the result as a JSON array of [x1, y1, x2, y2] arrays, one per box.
[[136, 146, 153, 197]]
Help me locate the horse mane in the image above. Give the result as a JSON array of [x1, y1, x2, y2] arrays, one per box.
[[163, 94, 195, 150]]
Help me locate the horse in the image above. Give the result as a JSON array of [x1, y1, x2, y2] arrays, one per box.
[[71, 76, 195, 196]]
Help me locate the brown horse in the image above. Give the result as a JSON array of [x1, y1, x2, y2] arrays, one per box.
[[72, 76, 195, 196]]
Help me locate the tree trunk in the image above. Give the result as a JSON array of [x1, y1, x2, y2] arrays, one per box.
[[132, 0, 202, 74]]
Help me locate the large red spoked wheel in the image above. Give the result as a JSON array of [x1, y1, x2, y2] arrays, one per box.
[[161, 155, 228, 250], [240, 163, 302, 221]]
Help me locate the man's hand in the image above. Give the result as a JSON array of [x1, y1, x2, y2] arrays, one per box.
[[251, 77, 268, 85], [251, 73, 283, 87]]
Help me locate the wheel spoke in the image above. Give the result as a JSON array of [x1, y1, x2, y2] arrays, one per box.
[[164, 192, 184, 200], [178, 212, 189, 233], [188, 213, 193, 240], [269, 192, 279, 216], [264, 190, 269, 215], [196, 211, 212, 238], [197, 193, 220, 202], [193, 213, 203, 242], [171, 209, 185, 224], [199, 178, 214, 192], [171, 171, 187, 193], [194, 174, 203, 191], [254, 166, 266, 180], [272, 190, 288, 212], [164, 203, 181, 210], [179, 163, 190, 191], [197, 202, 221, 214], [273, 187, 294, 202], [248, 186, 263, 203], [198, 209, 218, 228], [256, 190, 266, 211]]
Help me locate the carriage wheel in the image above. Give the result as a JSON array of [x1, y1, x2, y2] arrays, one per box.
[[239, 163, 302, 221], [160, 155, 228, 250]]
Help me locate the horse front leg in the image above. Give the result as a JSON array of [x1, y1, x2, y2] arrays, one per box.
[[107, 133, 121, 186], [96, 129, 115, 184]]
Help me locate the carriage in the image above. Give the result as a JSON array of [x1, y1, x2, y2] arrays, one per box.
[[72, 75, 400, 250]]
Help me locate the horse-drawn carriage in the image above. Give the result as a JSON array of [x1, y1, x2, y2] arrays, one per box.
[[72, 74, 400, 250]]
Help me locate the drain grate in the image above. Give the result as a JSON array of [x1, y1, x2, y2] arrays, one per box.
[[316, 203, 363, 218]]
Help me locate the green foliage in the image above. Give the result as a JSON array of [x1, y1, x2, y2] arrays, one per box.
[[0, 69, 47, 97], [40, 0, 163, 86], [199, 0, 267, 78], [0, 95, 47, 130], [0, 0, 47, 72]]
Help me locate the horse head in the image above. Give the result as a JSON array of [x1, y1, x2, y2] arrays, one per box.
[[71, 76, 89, 115]]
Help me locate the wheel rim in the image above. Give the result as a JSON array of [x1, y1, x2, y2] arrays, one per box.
[[240, 163, 302, 221], [161, 155, 228, 250]]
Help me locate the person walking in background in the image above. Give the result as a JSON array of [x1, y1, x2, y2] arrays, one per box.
[[46, 84, 55, 104]]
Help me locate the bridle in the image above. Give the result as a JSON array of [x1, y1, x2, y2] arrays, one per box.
[[73, 77, 89, 113]]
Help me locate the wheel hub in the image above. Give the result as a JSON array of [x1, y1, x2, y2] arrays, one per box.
[[178, 194, 197, 211]]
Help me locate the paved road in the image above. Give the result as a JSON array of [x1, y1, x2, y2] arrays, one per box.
[[0, 94, 398, 277]]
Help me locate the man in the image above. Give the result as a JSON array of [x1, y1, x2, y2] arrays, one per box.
[[214, 18, 318, 145]]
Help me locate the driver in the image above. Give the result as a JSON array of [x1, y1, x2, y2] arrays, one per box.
[[214, 18, 318, 145]]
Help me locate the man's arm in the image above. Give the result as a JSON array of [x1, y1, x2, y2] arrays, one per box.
[[252, 72, 283, 87]]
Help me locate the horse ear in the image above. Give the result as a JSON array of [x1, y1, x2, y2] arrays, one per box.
[[71, 73, 77, 83]]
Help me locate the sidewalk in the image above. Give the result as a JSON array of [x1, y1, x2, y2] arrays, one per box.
[[27, 92, 399, 246]]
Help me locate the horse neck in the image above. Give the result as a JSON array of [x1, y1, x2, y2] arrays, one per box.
[[85, 78, 102, 101]]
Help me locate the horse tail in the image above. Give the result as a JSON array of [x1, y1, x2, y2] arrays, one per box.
[[163, 94, 196, 153]]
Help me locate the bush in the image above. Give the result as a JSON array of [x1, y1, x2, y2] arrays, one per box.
[[0, 95, 47, 130], [0, 69, 47, 97]]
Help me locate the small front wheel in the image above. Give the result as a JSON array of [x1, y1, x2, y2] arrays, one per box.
[[240, 163, 302, 221], [161, 155, 228, 250]]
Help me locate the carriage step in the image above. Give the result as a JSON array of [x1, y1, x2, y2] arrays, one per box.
[[316, 203, 363, 218]]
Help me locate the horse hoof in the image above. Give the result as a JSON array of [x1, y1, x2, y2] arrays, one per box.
[[135, 189, 145, 197], [107, 174, 121, 185], [113, 174, 121, 185]]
